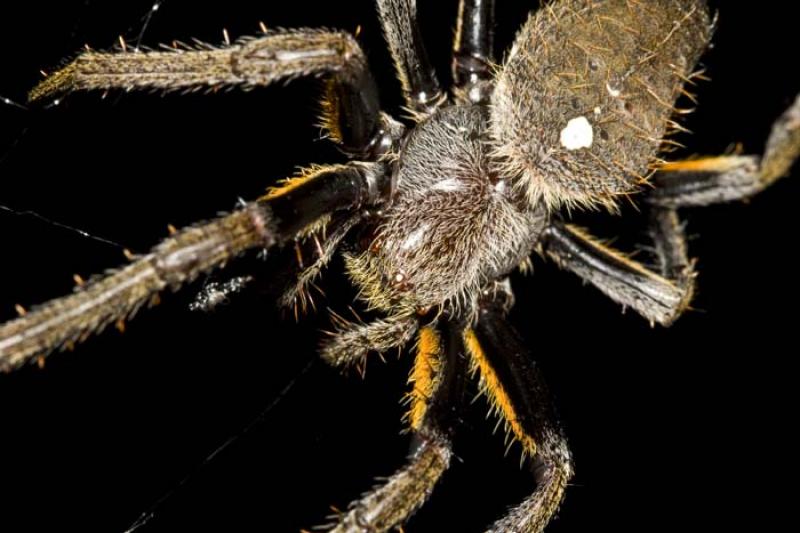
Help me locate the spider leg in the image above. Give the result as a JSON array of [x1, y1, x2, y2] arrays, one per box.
[[193, 209, 363, 314], [452, 0, 496, 103], [30, 30, 384, 154], [280, 212, 363, 313], [321, 313, 419, 368], [466, 285, 573, 533], [541, 217, 695, 326], [326, 321, 469, 532], [0, 161, 390, 372], [376, 0, 445, 112], [650, 93, 800, 207]]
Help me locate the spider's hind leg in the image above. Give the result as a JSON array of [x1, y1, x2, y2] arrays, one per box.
[[542, 217, 696, 326], [325, 321, 469, 533], [466, 285, 573, 533], [650, 93, 800, 207], [546, 93, 800, 327]]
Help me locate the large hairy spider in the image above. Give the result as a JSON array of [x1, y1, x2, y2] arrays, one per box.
[[1, 0, 798, 531]]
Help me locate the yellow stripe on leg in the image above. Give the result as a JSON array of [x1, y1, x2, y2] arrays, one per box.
[[463, 328, 537, 459], [404, 326, 441, 431], [658, 155, 749, 173]]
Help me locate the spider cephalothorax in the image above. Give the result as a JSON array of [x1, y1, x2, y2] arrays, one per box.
[[1, 1, 799, 532], [346, 105, 546, 316]]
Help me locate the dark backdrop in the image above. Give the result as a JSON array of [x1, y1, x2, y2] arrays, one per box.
[[0, 2, 797, 532]]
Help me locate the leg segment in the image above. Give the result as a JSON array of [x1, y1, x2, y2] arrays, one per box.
[[30, 30, 383, 153], [467, 286, 573, 533], [328, 432, 451, 533], [189, 209, 358, 315], [376, 0, 445, 112], [649, 207, 694, 290], [328, 321, 469, 532], [279, 212, 362, 313], [541, 220, 694, 326], [0, 161, 390, 372], [649, 93, 800, 207], [320, 313, 419, 369], [453, 0, 496, 103]]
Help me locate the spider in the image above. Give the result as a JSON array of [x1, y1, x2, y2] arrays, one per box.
[[1, 0, 799, 531]]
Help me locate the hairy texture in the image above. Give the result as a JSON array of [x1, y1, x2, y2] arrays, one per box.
[[280, 213, 361, 312], [404, 326, 442, 431], [486, 462, 571, 533], [346, 105, 546, 315], [320, 313, 418, 368], [30, 29, 370, 101], [327, 432, 451, 533], [491, 0, 712, 210], [0, 205, 274, 371]]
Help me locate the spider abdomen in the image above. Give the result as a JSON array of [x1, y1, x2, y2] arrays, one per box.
[[491, 0, 712, 210], [345, 105, 545, 314]]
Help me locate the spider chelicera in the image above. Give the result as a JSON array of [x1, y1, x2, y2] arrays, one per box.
[[1, 1, 798, 531]]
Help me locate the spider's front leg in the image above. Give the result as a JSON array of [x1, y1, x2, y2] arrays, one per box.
[[30, 29, 387, 154], [466, 286, 573, 532], [0, 162, 391, 372], [452, 0, 496, 104], [376, 0, 445, 112], [325, 321, 469, 533]]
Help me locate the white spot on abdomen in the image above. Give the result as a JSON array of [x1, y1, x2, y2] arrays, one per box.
[[559, 116, 593, 151]]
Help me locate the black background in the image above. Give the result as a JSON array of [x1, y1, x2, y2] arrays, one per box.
[[0, 1, 798, 532]]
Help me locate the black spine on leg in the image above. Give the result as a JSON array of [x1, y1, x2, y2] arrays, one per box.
[[453, 0, 495, 99]]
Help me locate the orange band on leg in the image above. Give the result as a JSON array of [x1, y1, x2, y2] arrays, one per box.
[[464, 328, 537, 458], [405, 326, 441, 431]]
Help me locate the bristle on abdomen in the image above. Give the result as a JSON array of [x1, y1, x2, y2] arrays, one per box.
[[490, 0, 712, 210]]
